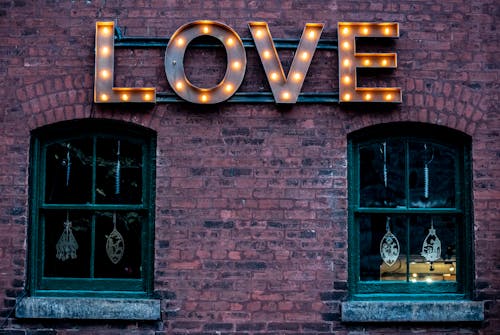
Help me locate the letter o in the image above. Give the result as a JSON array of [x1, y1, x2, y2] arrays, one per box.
[[165, 21, 246, 104]]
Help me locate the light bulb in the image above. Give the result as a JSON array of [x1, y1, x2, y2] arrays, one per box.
[[225, 83, 233, 92], [255, 29, 264, 39], [292, 72, 301, 81], [263, 50, 271, 59], [364, 93, 372, 101], [121, 93, 129, 101], [200, 94, 208, 103], [343, 59, 350, 67], [361, 27, 369, 35], [342, 41, 350, 50], [384, 27, 391, 35], [100, 93, 108, 101], [363, 59, 371, 66], [232, 61, 242, 70], [381, 59, 388, 66], [226, 37, 234, 46], [100, 46, 110, 56], [175, 81, 184, 90], [300, 51, 309, 61], [100, 69, 110, 79], [343, 93, 351, 101], [101, 26, 111, 36], [176, 38, 185, 47], [281, 91, 290, 100], [143, 93, 152, 101], [343, 76, 351, 84], [308, 30, 316, 39], [385, 93, 393, 101], [270, 72, 279, 81], [342, 27, 349, 35], [202, 26, 210, 34]]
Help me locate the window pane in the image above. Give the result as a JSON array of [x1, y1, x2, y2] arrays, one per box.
[[96, 138, 143, 204], [409, 142, 456, 208], [94, 211, 143, 278], [359, 141, 405, 207], [44, 211, 91, 278], [45, 139, 93, 204], [409, 216, 457, 283], [359, 214, 407, 281]]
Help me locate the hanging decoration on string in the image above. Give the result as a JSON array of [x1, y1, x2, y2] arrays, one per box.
[[421, 218, 441, 270], [115, 140, 121, 195], [56, 211, 79, 261], [423, 144, 434, 199], [65, 143, 71, 187], [381, 142, 388, 188], [380, 217, 400, 267], [106, 212, 125, 264]]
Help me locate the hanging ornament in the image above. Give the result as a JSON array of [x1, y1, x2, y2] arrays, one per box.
[[379, 217, 400, 267], [423, 144, 434, 199], [106, 212, 125, 264], [56, 212, 78, 261], [65, 143, 72, 187], [115, 140, 121, 195], [421, 219, 441, 264], [381, 142, 388, 188]]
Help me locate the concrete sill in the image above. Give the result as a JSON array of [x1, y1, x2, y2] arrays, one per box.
[[341, 300, 484, 322], [16, 297, 161, 320]]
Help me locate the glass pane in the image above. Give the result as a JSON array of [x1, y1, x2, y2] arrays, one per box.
[[45, 139, 93, 204], [94, 211, 142, 278], [359, 214, 407, 281], [409, 142, 456, 208], [44, 211, 91, 278], [359, 141, 405, 208], [409, 216, 457, 283], [96, 138, 143, 204]]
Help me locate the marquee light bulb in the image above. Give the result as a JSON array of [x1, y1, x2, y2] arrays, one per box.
[[202, 26, 210, 34], [308, 30, 316, 39], [101, 26, 111, 36], [384, 27, 391, 35], [100, 69, 110, 79], [343, 76, 351, 84], [263, 50, 271, 59], [270, 72, 279, 81], [344, 93, 351, 101], [232, 61, 242, 70], [101, 46, 110, 56], [255, 29, 264, 38], [100, 93, 108, 101], [200, 94, 208, 103], [175, 81, 184, 90], [385, 93, 393, 101], [143, 93, 152, 101], [281, 91, 291, 100], [342, 27, 349, 35], [225, 83, 233, 92], [381, 59, 388, 66], [121, 93, 129, 101], [342, 41, 350, 50], [176, 38, 185, 47], [362, 27, 369, 35], [364, 93, 372, 101], [292, 72, 301, 81], [227, 37, 234, 46], [343, 59, 350, 67], [300, 51, 309, 61], [363, 58, 371, 66]]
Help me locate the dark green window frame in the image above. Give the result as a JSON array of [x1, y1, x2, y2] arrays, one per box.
[[28, 119, 156, 298], [347, 122, 473, 300]]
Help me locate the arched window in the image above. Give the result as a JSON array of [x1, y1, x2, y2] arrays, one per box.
[[28, 119, 156, 297], [347, 123, 472, 298]]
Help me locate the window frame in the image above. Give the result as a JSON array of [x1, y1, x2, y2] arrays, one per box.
[[347, 123, 473, 300], [28, 119, 156, 298]]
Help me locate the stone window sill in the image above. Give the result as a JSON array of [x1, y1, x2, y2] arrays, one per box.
[[341, 300, 484, 322], [15, 297, 161, 320]]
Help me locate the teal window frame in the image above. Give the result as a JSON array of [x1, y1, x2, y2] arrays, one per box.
[[28, 119, 156, 298], [347, 123, 473, 300]]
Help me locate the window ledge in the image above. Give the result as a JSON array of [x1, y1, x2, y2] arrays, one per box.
[[16, 297, 161, 320], [341, 300, 484, 322]]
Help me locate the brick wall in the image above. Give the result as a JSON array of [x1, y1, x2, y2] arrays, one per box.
[[0, 0, 498, 334]]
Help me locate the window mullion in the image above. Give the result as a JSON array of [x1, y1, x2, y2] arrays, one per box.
[[90, 214, 96, 278]]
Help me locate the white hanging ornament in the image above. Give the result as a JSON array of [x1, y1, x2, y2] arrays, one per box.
[[380, 217, 400, 267], [382, 142, 388, 188], [421, 220, 441, 263], [115, 140, 121, 195], [106, 212, 125, 264], [56, 213, 78, 261]]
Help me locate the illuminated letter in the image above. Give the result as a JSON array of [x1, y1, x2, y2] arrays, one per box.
[[165, 21, 246, 104], [249, 22, 324, 104], [338, 22, 401, 103], [94, 21, 156, 103]]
